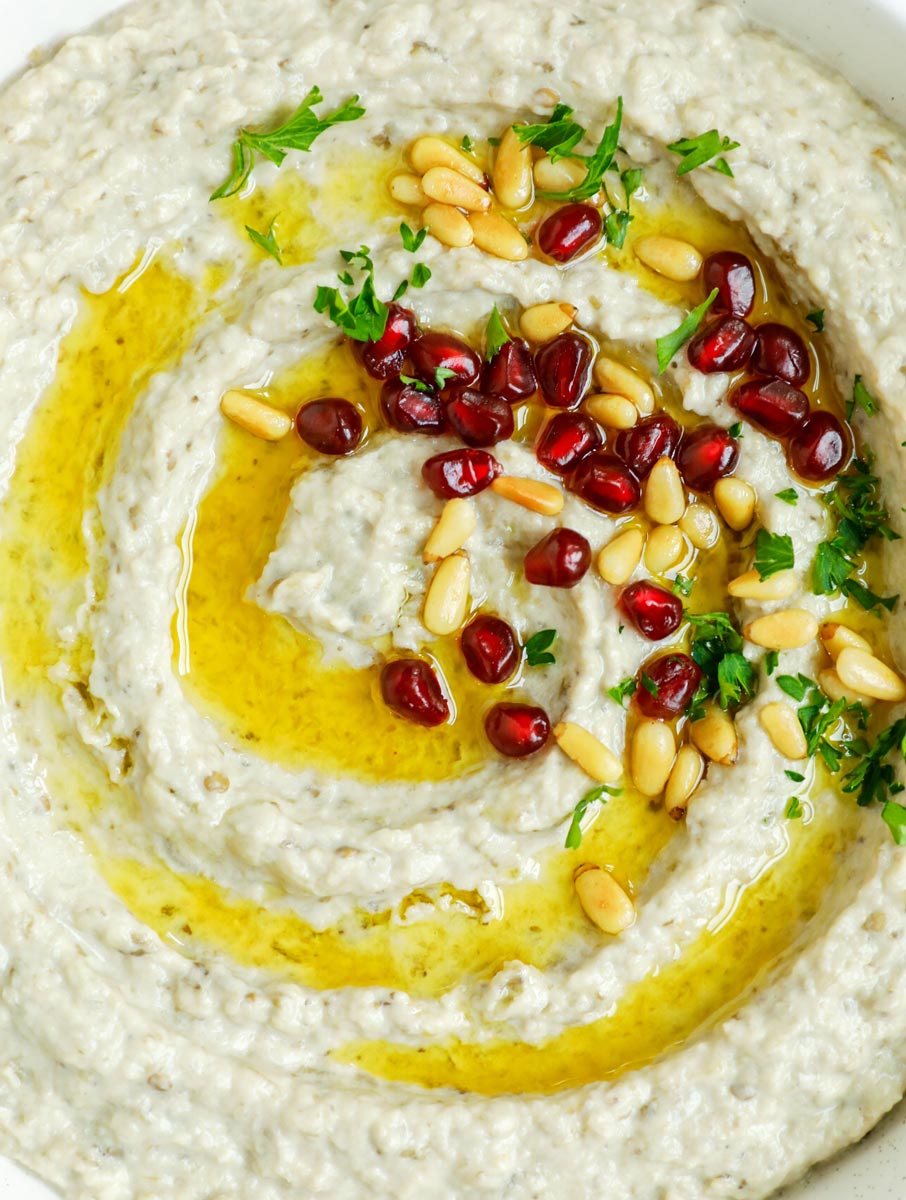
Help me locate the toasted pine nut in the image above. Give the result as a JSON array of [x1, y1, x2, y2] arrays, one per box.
[[680, 502, 719, 550], [597, 527, 644, 586], [554, 722, 622, 783], [634, 235, 703, 282], [220, 390, 292, 441], [574, 865, 635, 935], [585, 393, 638, 430], [644, 456, 686, 525], [423, 553, 471, 636], [820, 622, 872, 660], [423, 202, 474, 249], [835, 647, 906, 702], [422, 167, 491, 213], [389, 172, 428, 206], [690, 703, 739, 765], [593, 357, 655, 416], [520, 301, 577, 343], [713, 478, 756, 532], [818, 668, 875, 707], [744, 609, 819, 651], [468, 211, 529, 261], [533, 155, 587, 193], [727, 569, 798, 601], [644, 524, 686, 574], [491, 475, 563, 515], [665, 745, 704, 819], [759, 701, 808, 760], [423, 498, 476, 563], [409, 136, 485, 184], [631, 719, 677, 797], [492, 125, 533, 210]]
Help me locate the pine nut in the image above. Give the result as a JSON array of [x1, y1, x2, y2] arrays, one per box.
[[644, 456, 686, 525], [817, 668, 875, 707], [520, 301, 577, 343], [423, 202, 474, 249], [631, 719, 677, 797], [554, 722, 622, 783], [389, 172, 428, 206], [644, 524, 685, 574], [220, 390, 292, 441], [423, 553, 471, 636], [820, 622, 872, 660], [690, 703, 739, 765], [492, 125, 533, 210], [713, 478, 756, 532], [759, 701, 808, 760], [597, 527, 644, 585], [665, 745, 704, 819], [593, 357, 655, 416], [423, 498, 476, 563], [727, 569, 798, 601], [835, 647, 906, 702], [680, 502, 719, 550], [574, 865, 635, 935], [422, 167, 491, 213], [584, 393, 638, 430], [409, 136, 485, 184], [744, 609, 819, 651], [533, 155, 588, 193], [491, 475, 564, 515], [634, 235, 703, 282], [469, 211, 529, 261]]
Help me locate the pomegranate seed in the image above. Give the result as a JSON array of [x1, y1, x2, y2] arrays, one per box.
[[787, 411, 848, 482], [751, 323, 810, 387], [485, 702, 551, 757], [729, 378, 809, 438], [537, 203, 603, 263], [702, 251, 756, 318], [380, 658, 449, 727], [570, 452, 641, 514], [614, 414, 682, 479], [675, 423, 739, 491], [445, 386, 515, 447], [482, 338, 538, 404], [535, 333, 594, 409], [619, 581, 684, 642], [687, 316, 756, 374], [410, 331, 481, 388], [359, 303, 418, 379], [380, 379, 446, 435], [635, 653, 702, 719], [422, 449, 503, 498], [295, 398, 363, 455], [524, 528, 591, 588], [535, 412, 602, 475], [460, 615, 519, 684]]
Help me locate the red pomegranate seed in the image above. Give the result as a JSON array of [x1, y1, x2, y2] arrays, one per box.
[[445, 387, 515, 447], [410, 331, 481, 388], [537, 203, 603, 263], [687, 316, 756, 374], [729, 378, 809, 438], [635, 653, 703, 719], [535, 412, 602, 475], [422, 449, 503, 498], [295, 398, 363, 455], [702, 251, 756, 318], [619, 581, 684, 642], [380, 658, 450, 727], [482, 339, 538, 404], [524, 528, 591, 588], [380, 379, 446, 435], [675, 423, 739, 491], [460, 615, 519, 684], [570, 452, 641, 514], [359, 303, 418, 379], [614, 414, 682, 479], [485, 702, 551, 757], [751, 323, 810, 388], [787, 411, 848, 482], [535, 332, 594, 409]]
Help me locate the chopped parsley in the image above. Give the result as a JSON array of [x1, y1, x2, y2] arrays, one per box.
[[672, 573, 694, 598], [514, 104, 585, 162], [640, 673, 659, 697], [786, 797, 803, 819], [484, 305, 512, 361], [667, 129, 740, 177], [410, 263, 432, 289], [728, 421, 744, 439], [776, 673, 814, 703], [686, 610, 757, 715], [521, 98, 625, 202], [398, 373, 431, 393], [842, 716, 906, 808], [524, 628, 557, 667], [565, 783, 622, 849], [607, 676, 637, 706], [785, 769, 806, 783], [806, 309, 825, 333], [314, 245, 389, 343], [460, 135, 474, 153], [434, 366, 456, 389], [245, 220, 282, 264], [400, 222, 427, 253], [765, 650, 780, 676], [848, 375, 879, 420], [775, 488, 798, 506], [656, 289, 718, 374], [603, 166, 644, 250], [882, 800, 906, 845], [753, 529, 795, 580]]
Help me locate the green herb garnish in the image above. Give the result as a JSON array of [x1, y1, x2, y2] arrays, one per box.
[[667, 129, 740, 177], [753, 529, 795, 580], [806, 309, 825, 333], [245, 220, 282, 264], [607, 676, 637, 706], [640, 673, 659, 697], [686, 611, 757, 714], [775, 488, 798, 506], [882, 800, 906, 845], [400, 222, 427, 253], [460, 135, 474, 153], [514, 103, 586, 163], [525, 629, 557, 667], [786, 797, 803, 819], [848, 375, 879, 420], [765, 650, 780, 676], [399, 373, 431, 393], [785, 769, 806, 783], [411, 263, 431, 289], [565, 783, 622, 849], [314, 245, 389, 343], [603, 166, 643, 249], [656, 289, 719, 374], [484, 305, 512, 361], [672, 574, 694, 598], [532, 98, 624, 202]]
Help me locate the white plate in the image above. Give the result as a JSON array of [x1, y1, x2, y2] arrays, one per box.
[[2, 2, 906, 1197]]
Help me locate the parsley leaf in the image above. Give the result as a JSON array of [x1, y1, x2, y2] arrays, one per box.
[[460, 135, 474, 153], [882, 800, 906, 845], [842, 717, 906, 808], [525, 629, 557, 667], [686, 611, 757, 713], [514, 104, 586, 163], [603, 166, 644, 249], [434, 366, 456, 388], [765, 649, 780, 676], [656, 289, 719, 374], [399, 373, 430, 393], [411, 263, 432, 289], [640, 673, 659, 697], [245, 220, 282, 264], [672, 574, 694, 598], [775, 488, 798, 506], [667, 129, 740, 177], [607, 677, 637, 706], [400, 222, 427, 253], [565, 783, 622, 849], [786, 797, 803, 819], [785, 769, 806, 783], [753, 529, 795, 580], [776, 673, 813, 702], [484, 305, 512, 361], [314, 246, 389, 343], [848, 375, 879, 420], [536, 98, 624, 202], [841, 578, 898, 613], [806, 309, 825, 333]]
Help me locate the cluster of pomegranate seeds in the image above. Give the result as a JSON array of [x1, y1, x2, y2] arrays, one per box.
[[619, 581, 684, 642], [536, 332, 594, 408], [295, 399, 364, 456], [485, 702, 551, 757], [422, 448, 502, 498], [635, 654, 703, 720], [445, 386, 515, 446], [380, 659, 450, 727], [460, 615, 519, 684], [537, 204, 603, 263], [524, 528, 591, 588], [482, 339, 537, 403]]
